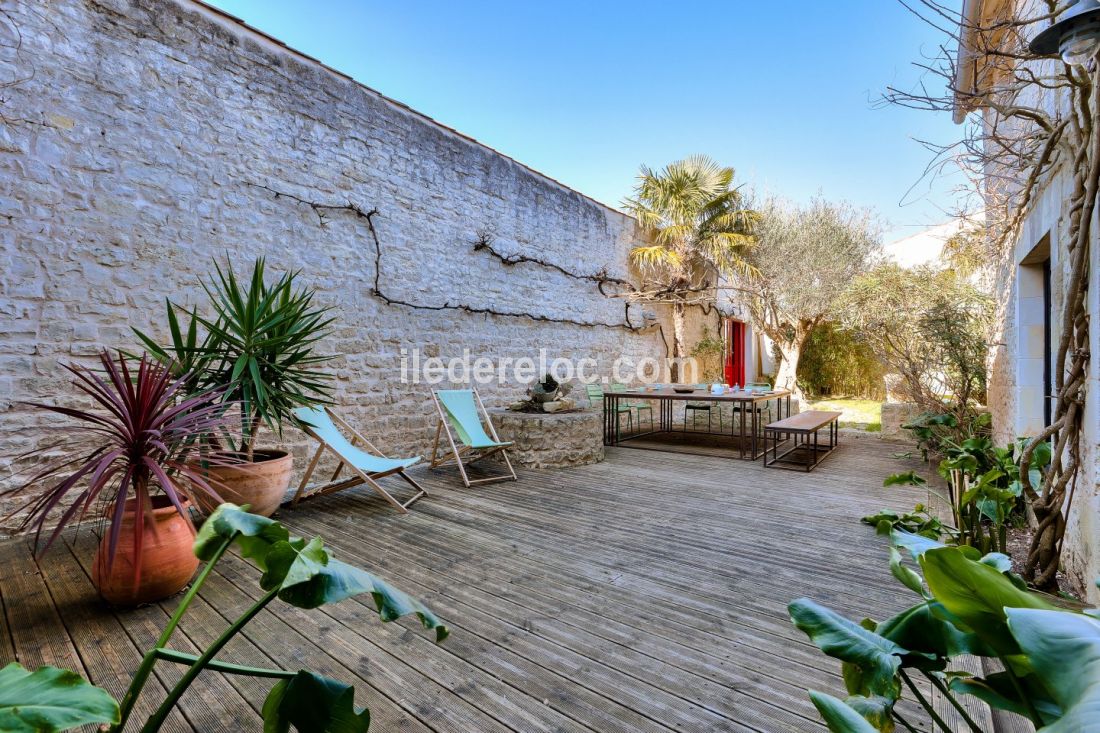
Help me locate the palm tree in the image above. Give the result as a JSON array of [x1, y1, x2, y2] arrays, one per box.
[[623, 155, 757, 381]]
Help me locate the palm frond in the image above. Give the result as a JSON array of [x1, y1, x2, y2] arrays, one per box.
[[630, 245, 684, 272]]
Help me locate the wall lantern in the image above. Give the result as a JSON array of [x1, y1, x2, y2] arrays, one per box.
[[1030, 0, 1100, 66]]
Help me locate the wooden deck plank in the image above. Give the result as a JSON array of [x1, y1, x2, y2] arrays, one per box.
[[197, 562, 448, 732], [211, 552, 617, 733], [203, 553, 517, 733], [0, 540, 85, 675], [0, 439, 938, 732], [64, 534, 265, 732], [294, 505, 825, 732], [40, 539, 191, 733], [306, 493, 845, 688]]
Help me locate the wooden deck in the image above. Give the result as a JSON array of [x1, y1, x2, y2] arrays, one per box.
[[0, 440, 938, 732]]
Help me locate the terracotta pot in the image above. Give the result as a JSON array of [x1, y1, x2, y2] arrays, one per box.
[[92, 496, 199, 606], [192, 449, 294, 518]]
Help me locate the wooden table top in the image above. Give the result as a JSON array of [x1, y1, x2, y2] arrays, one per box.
[[604, 388, 791, 403]]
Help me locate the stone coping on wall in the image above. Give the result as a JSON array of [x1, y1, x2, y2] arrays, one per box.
[[488, 408, 604, 469]]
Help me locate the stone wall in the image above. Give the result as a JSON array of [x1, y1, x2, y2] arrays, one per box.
[[488, 409, 604, 469], [0, 0, 702, 531], [879, 402, 920, 441], [987, 158, 1100, 602]]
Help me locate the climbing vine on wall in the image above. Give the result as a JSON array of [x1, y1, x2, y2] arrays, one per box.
[[251, 183, 648, 332]]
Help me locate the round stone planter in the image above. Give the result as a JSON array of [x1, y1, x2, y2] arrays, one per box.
[[488, 408, 605, 469]]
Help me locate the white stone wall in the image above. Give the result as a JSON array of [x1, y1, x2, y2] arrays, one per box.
[[965, 0, 1098, 600], [987, 152, 1100, 602], [990, 150, 1100, 598], [0, 0, 691, 531]]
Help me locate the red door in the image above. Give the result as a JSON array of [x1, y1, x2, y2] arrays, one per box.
[[725, 320, 746, 387]]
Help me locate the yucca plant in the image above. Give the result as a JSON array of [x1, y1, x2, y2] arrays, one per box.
[[135, 258, 335, 460], [1, 350, 234, 575]]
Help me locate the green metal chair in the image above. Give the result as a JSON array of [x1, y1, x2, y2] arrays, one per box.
[[685, 384, 724, 432], [610, 383, 654, 431], [735, 381, 776, 433], [587, 383, 633, 438]]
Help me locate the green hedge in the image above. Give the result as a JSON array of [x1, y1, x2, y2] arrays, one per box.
[[798, 323, 885, 400]]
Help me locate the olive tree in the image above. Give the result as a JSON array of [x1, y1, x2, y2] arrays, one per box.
[[843, 264, 993, 426], [737, 197, 882, 400]]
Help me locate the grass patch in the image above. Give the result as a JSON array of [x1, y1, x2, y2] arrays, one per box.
[[805, 397, 883, 432]]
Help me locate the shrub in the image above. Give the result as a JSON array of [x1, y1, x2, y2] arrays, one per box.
[[797, 322, 886, 399]]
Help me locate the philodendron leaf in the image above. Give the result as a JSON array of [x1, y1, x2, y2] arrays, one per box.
[[875, 601, 994, 669], [262, 670, 369, 733], [1007, 608, 1100, 731], [0, 662, 120, 733], [949, 671, 1061, 724], [789, 599, 905, 703], [194, 503, 292, 570], [883, 471, 927, 487], [887, 543, 925, 597], [979, 552, 1013, 573], [808, 691, 880, 733], [921, 547, 1055, 656], [843, 695, 895, 732], [890, 529, 947, 560], [262, 538, 449, 642]]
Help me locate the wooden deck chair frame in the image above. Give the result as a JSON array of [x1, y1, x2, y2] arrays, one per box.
[[290, 407, 427, 513], [429, 388, 518, 488]]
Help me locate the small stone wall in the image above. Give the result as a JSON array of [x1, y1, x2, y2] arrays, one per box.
[[880, 402, 920, 441], [488, 409, 604, 469]]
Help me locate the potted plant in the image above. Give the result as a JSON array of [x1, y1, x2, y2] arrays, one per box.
[[135, 257, 335, 516], [2, 351, 236, 605]]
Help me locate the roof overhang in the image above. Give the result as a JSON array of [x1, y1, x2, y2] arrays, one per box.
[[953, 0, 985, 123], [953, 0, 1015, 124]]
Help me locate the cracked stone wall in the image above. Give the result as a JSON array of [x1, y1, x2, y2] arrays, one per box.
[[0, 0, 703, 532]]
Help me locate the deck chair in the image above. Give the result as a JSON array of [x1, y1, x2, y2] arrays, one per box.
[[289, 406, 427, 513], [429, 389, 517, 487]]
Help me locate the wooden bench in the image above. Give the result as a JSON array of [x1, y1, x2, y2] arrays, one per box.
[[763, 410, 842, 472]]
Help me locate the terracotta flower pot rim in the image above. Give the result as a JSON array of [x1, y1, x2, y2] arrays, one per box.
[[197, 448, 292, 464], [111, 494, 192, 520]]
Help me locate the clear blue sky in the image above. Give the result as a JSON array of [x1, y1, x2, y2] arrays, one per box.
[[208, 0, 965, 243]]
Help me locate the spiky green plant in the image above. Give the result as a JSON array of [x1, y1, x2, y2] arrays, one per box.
[[135, 258, 335, 459]]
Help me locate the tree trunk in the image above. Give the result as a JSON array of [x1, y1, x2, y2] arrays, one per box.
[[670, 301, 687, 383], [774, 326, 810, 403]]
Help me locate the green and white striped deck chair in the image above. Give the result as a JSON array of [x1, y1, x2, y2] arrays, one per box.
[[429, 388, 517, 487], [290, 406, 427, 513]]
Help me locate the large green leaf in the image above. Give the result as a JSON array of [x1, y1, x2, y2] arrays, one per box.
[[0, 663, 119, 732], [261, 538, 449, 642], [875, 601, 994, 668], [921, 547, 1054, 656], [262, 671, 369, 732], [890, 529, 947, 560], [949, 671, 1060, 724], [193, 502, 292, 570], [196, 505, 448, 641], [883, 472, 927, 487], [808, 691, 880, 733], [1007, 608, 1100, 731], [789, 599, 905, 702]]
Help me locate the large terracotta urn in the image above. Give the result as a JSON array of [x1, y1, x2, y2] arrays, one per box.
[[92, 496, 199, 606], [193, 449, 294, 517]]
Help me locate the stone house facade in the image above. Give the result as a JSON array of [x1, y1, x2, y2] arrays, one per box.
[[956, 0, 1100, 600], [0, 0, 717, 530]]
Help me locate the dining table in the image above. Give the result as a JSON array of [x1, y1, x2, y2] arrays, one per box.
[[601, 386, 793, 460]]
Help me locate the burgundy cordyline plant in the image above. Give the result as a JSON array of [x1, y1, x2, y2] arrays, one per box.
[[2, 350, 236, 578]]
